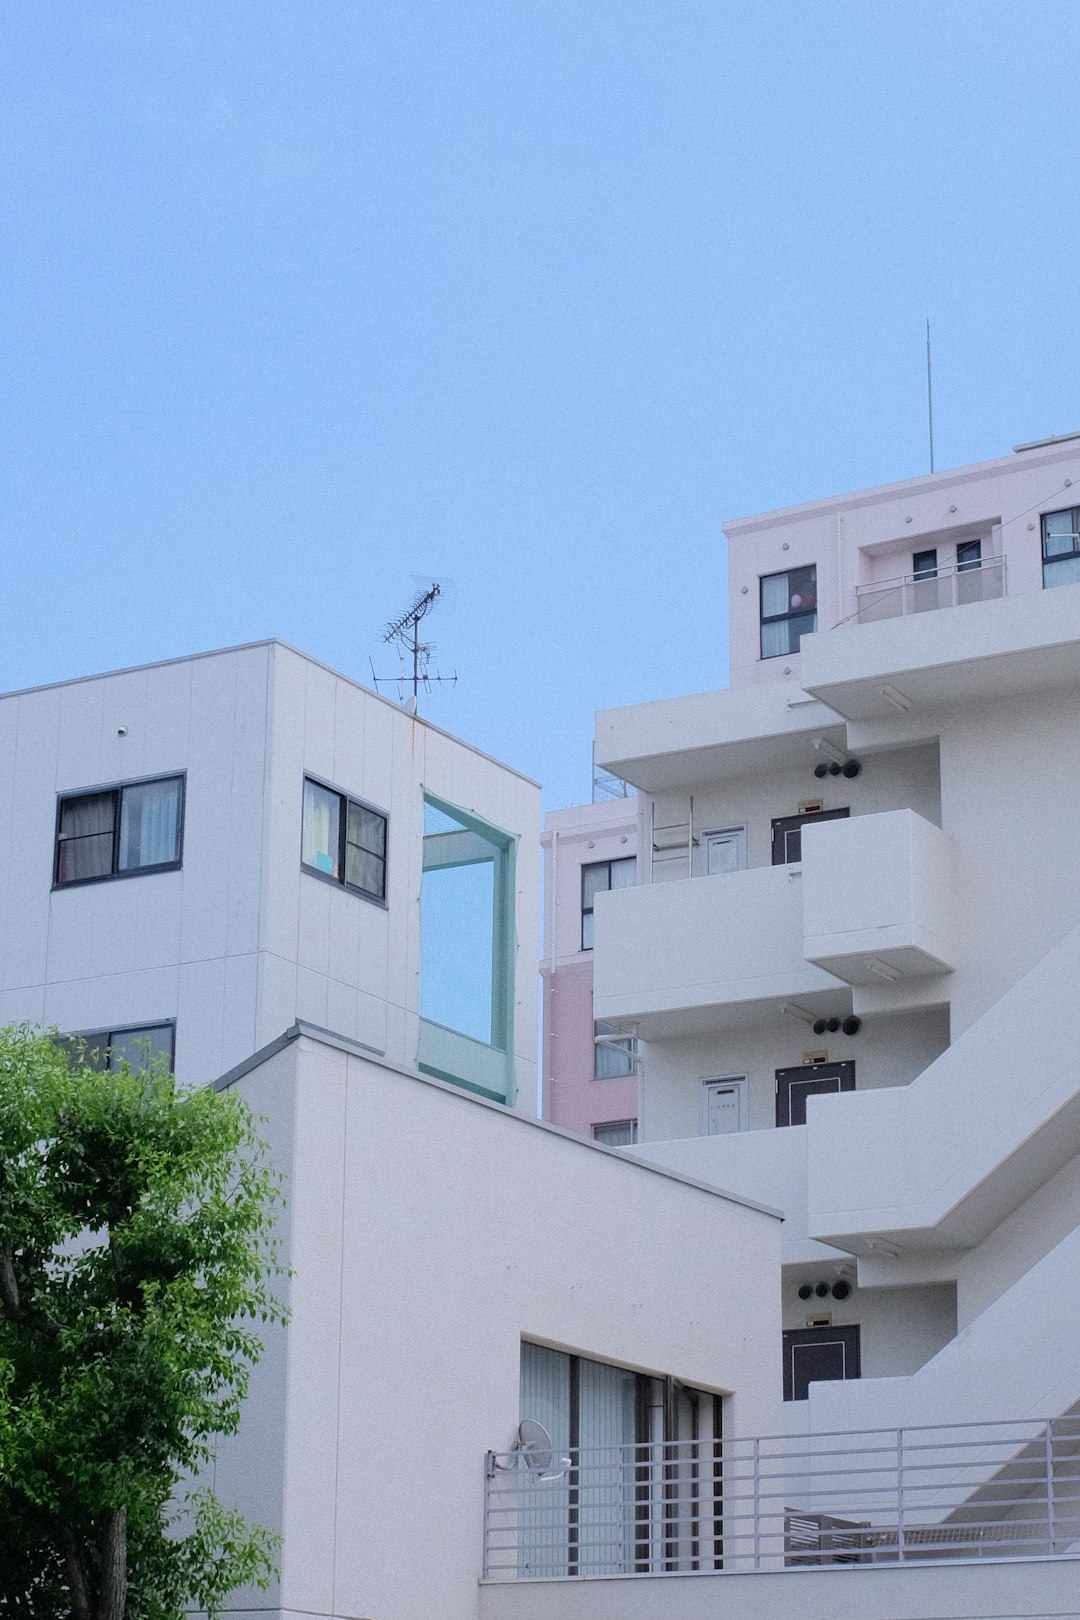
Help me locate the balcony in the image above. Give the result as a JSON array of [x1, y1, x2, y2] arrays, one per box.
[[592, 865, 837, 1036], [801, 809, 957, 985], [853, 555, 1005, 624], [483, 1416, 1080, 1584]]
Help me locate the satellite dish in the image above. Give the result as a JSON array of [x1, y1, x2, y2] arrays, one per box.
[[516, 1419, 556, 1474]]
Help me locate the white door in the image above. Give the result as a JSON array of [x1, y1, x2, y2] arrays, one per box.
[[702, 1077, 748, 1135], [703, 827, 746, 876]]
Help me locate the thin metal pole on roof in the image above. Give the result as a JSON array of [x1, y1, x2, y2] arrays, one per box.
[[926, 318, 935, 474]]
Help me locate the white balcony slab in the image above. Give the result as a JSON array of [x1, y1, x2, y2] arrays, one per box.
[[592, 866, 839, 1036], [801, 809, 957, 984], [801, 585, 1080, 722], [594, 683, 845, 791]]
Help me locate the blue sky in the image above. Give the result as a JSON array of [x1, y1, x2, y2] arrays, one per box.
[[3, 2, 1079, 811]]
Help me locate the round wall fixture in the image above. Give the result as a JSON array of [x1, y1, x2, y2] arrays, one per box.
[[842, 1016, 862, 1037], [812, 1018, 827, 1036], [814, 762, 829, 779], [832, 1280, 851, 1300], [814, 1281, 830, 1298], [798, 1283, 814, 1301], [826, 1017, 841, 1033], [842, 759, 861, 779]]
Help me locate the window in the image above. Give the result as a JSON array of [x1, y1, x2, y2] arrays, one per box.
[[302, 776, 387, 902], [593, 1021, 636, 1080], [593, 1119, 638, 1146], [912, 548, 938, 579], [56, 1022, 175, 1075], [518, 1341, 722, 1577], [760, 565, 817, 659], [55, 775, 183, 887], [581, 857, 636, 950], [1042, 507, 1080, 588], [955, 539, 981, 572]]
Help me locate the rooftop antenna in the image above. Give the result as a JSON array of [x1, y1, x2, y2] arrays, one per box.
[[926, 318, 935, 474], [369, 582, 458, 709]]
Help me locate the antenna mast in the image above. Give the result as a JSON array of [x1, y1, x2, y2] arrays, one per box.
[[370, 582, 458, 709], [926, 318, 935, 474]]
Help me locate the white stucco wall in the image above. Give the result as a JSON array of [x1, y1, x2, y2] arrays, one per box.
[[0, 641, 539, 1106], [217, 1031, 783, 1620]]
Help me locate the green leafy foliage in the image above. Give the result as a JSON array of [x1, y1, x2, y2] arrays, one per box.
[[0, 1025, 287, 1619]]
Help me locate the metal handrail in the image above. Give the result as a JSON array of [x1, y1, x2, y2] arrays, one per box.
[[482, 1415, 1080, 1581], [852, 554, 1006, 624]]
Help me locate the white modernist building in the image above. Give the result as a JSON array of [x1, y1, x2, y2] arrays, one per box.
[[587, 432, 1080, 1458]]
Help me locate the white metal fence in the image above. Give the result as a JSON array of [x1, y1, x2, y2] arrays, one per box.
[[853, 554, 1005, 623], [483, 1416, 1080, 1580]]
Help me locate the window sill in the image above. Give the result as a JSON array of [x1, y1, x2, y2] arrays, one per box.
[[53, 862, 183, 892], [300, 863, 388, 910]]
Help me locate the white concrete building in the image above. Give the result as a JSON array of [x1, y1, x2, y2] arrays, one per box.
[[0, 638, 539, 1108], [585, 431, 1080, 1450]]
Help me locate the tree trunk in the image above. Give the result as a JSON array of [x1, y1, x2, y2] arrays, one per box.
[[95, 1508, 127, 1620], [62, 1533, 92, 1620]]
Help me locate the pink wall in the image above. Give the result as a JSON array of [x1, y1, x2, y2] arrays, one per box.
[[724, 437, 1080, 689], [541, 799, 639, 1133]]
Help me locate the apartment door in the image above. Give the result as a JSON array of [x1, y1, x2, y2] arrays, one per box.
[[775, 1061, 855, 1127], [770, 807, 849, 865], [783, 1325, 861, 1401]]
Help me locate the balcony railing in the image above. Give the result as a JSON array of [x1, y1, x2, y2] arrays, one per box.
[[853, 555, 1005, 624], [483, 1416, 1080, 1580]]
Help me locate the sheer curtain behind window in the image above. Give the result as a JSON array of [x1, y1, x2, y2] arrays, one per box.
[[118, 779, 181, 871]]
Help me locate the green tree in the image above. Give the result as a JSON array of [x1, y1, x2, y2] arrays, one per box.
[[0, 1025, 287, 1619]]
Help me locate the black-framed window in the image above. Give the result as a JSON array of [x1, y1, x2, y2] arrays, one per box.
[[956, 539, 981, 572], [581, 857, 635, 950], [55, 1021, 175, 1075], [912, 548, 938, 579], [760, 565, 817, 659], [55, 775, 183, 887], [301, 776, 387, 902], [1042, 507, 1080, 589]]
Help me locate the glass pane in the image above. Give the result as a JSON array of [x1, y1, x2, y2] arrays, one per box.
[[348, 801, 386, 859], [118, 778, 181, 871], [582, 864, 610, 907], [345, 845, 385, 898], [578, 1357, 638, 1574], [519, 1344, 572, 1579], [1042, 510, 1077, 556], [106, 1024, 174, 1073], [956, 540, 981, 571], [581, 911, 594, 951], [1045, 554, 1080, 588], [594, 1023, 634, 1079], [420, 855, 495, 1041], [609, 857, 636, 890], [302, 780, 340, 877], [57, 831, 114, 883], [788, 564, 817, 610], [59, 791, 115, 838], [594, 1120, 637, 1146], [760, 572, 789, 618], [761, 618, 794, 658]]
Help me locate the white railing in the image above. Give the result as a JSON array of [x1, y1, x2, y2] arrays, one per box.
[[482, 1416, 1080, 1580], [853, 554, 1005, 624]]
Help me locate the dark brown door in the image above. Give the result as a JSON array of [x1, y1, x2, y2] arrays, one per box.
[[771, 807, 849, 865], [783, 1325, 861, 1401], [776, 1061, 855, 1127]]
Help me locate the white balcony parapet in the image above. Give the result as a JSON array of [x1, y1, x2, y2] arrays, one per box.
[[482, 1415, 1080, 1581], [801, 810, 957, 984], [592, 865, 838, 1034], [853, 555, 1005, 625]]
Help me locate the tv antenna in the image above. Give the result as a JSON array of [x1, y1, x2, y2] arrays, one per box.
[[369, 581, 458, 709]]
